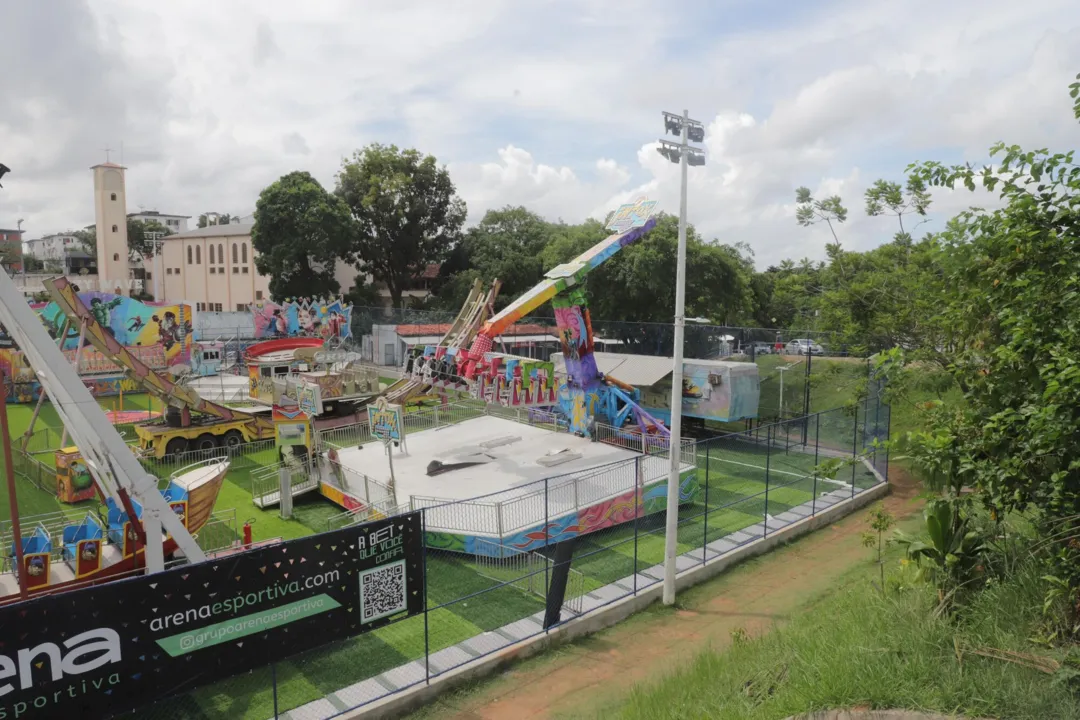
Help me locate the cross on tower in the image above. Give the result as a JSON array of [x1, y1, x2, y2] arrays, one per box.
[[102, 146, 113, 163]]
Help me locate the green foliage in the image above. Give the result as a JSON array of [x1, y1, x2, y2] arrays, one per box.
[[72, 227, 96, 257], [336, 143, 466, 308], [343, 274, 381, 307], [435, 206, 555, 310], [22, 254, 45, 273], [794, 186, 848, 245], [569, 213, 750, 327], [896, 498, 986, 601], [198, 213, 233, 228], [895, 78, 1080, 634], [862, 503, 895, 594], [864, 176, 931, 243], [252, 170, 356, 301], [126, 218, 172, 258]]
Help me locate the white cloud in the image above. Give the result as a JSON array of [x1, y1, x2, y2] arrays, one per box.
[[2, 0, 1078, 269]]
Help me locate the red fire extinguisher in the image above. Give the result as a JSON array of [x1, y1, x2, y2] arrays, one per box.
[[242, 518, 254, 548]]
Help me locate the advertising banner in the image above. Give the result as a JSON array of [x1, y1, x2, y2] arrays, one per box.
[[368, 396, 402, 443], [0, 513, 424, 719]]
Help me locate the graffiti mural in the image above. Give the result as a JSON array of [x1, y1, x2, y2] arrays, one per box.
[[0, 294, 193, 403], [34, 293, 193, 363], [251, 297, 352, 340], [425, 470, 700, 557]]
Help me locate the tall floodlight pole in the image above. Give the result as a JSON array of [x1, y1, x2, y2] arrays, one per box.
[[659, 110, 706, 605]]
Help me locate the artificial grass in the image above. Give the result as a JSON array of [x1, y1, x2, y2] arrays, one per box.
[[8, 394, 884, 719]]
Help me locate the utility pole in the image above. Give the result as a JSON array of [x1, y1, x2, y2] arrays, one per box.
[[659, 110, 706, 606]]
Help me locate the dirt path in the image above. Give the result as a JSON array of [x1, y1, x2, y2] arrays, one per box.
[[411, 468, 923, 720]]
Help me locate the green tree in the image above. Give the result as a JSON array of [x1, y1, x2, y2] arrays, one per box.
[[336, 144, 466, 308], [900, 73, 1080, 634], [252, 171, 356, 301], [198, 213, 234, 228], [795, 186, 848, 247], [552, 214, 748, 354], [864, 177, 932, 245], [73, 226, 96, 257], [435, 206, 554, 310], [126, 218, 172, 259], [22, 254, 45, 273], [343, 274, 381, 307]]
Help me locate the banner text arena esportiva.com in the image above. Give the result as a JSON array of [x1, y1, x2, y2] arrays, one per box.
[[149, 569, 342, 633]]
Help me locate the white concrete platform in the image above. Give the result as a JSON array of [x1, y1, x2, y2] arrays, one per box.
[[334, 415, 686, 536], [338, 415, 658, 503]]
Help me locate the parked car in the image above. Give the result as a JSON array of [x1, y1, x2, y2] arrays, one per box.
[[784, 338, 825, 356], [750, 342, 773, 355]]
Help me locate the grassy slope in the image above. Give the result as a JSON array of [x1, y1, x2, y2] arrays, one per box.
[[595, 552, 1079, 720]]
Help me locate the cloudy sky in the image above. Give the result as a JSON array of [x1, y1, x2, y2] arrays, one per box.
[[2, 0, 1078, 267]]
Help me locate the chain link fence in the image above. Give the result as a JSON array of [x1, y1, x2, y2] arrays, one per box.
[[128, 391, 889, 720]]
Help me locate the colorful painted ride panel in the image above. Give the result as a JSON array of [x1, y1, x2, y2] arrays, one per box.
[[46, 278, 271, 432], [319, 481, 366, 512], [423, 469, 699, 558], [1, 292, 194, 402], [34, 292, 193, 363], [251, 298, 352, 340]]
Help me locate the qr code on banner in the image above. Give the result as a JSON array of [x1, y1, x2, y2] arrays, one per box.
[[359, 559, 407, 623]]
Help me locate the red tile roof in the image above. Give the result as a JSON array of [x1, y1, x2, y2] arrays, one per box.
[[395, 323, 554, 337], [415, 264, 441, 279]]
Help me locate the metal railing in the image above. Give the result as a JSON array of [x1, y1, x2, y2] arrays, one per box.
[[472, 538, 585, 616], [64, 395, 893, 720], [250, 462, 320, 509], [328, 460, 396, 509], [324, 500, 411, 532], [141, 439, 276, 479]]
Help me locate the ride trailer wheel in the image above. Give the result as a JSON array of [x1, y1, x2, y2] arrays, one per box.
[[222, 430, 244, 450], [165, 437, 189, 458], [194, 434, 219, 452]]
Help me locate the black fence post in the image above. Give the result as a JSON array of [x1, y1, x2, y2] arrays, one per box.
[[543, 538, 577, 630], [764, 425, 771, 537], [801, 343, 812, 445], [544, 476, 550, 631], [885, 398, 892, 484], [633, 457, 640, 594], [813, 413, 820, 516], [422, 509, 430, 684], [851, 404, 858, 499], [272, 663, 279, 719], [702, 440, 709, 565]]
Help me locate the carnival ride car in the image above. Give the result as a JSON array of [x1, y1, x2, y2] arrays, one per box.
[[0, 271, 227, 603], [391, 197, 671, 438]]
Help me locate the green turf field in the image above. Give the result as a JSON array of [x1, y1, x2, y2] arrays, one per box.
[[1, 394, 342, 543], [3, 393, 881, 719], [140, 438, 881, 720]]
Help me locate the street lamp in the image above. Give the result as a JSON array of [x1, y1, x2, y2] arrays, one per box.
[[659, 110, 706, 607]]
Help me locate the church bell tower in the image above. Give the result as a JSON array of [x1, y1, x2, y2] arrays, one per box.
[[91, 160, 129, 296]]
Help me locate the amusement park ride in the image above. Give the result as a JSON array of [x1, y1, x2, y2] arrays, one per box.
[[0, 194, 671, 601], [0, 261, 225, 602], [389, 197, 671, 438]]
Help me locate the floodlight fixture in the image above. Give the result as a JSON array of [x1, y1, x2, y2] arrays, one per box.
[[656, 142, 681, 164], [687, 125, 705, 143], [0, 163, 9, 188]]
